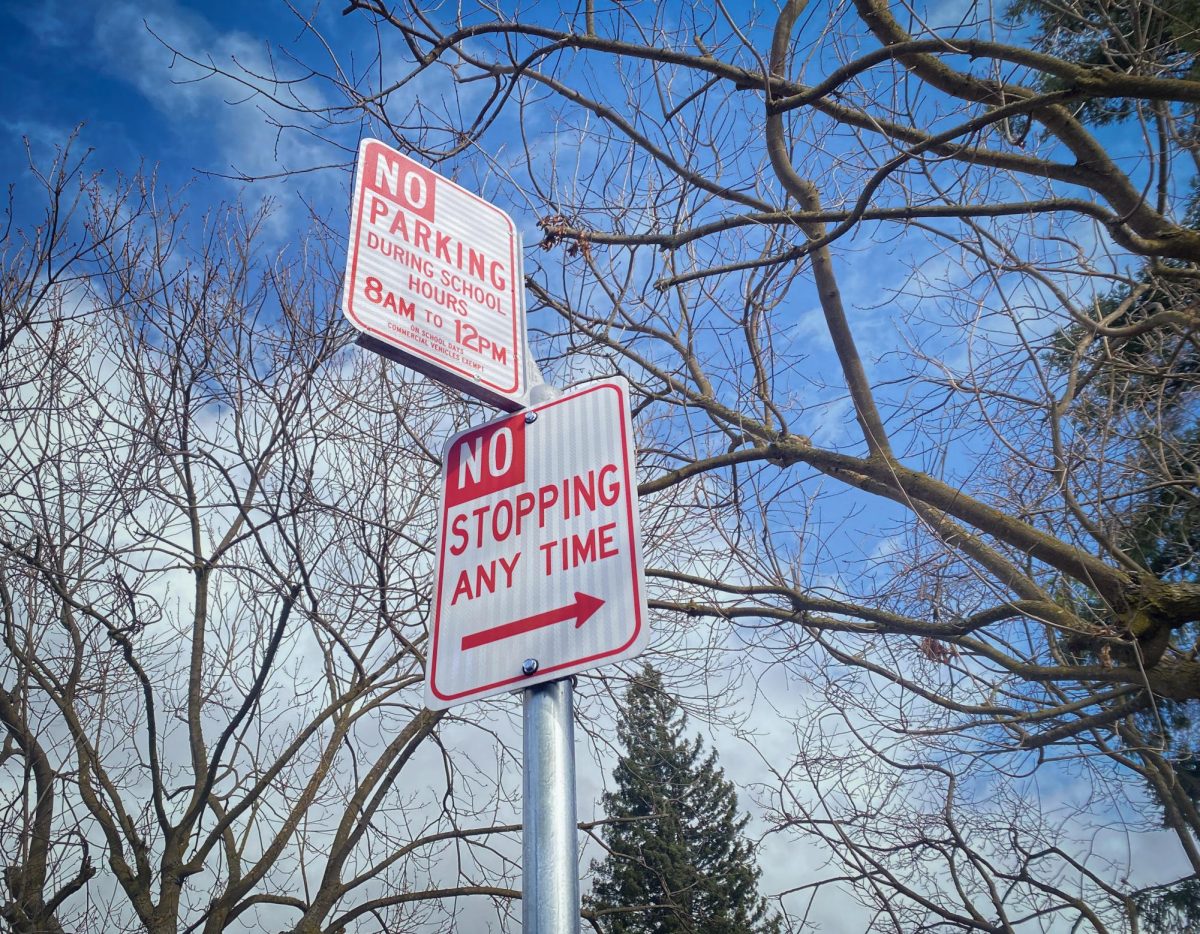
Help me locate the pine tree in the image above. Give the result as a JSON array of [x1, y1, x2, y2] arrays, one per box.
[[1038, 174, 1200, 933], [586, 666, 781, 934], [1044, 191, 1200, 934], [1007, 5, 1200, 927]]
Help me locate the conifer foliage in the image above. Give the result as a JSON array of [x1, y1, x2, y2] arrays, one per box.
[[586, 667, 780, 933]]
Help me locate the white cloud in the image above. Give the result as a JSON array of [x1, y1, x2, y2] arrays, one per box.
[[79, 1, 346, 230]]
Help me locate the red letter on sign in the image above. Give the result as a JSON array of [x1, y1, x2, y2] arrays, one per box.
[[445, 417, 526, 507]]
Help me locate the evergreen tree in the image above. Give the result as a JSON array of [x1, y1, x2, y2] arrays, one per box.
[[1006, 5, 1200, 926], [1007, 0, 1200, 126], [1043, 190, 1200, 934], [586, 666, 781, 934]]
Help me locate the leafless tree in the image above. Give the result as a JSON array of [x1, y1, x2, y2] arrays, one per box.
[[155, 0, 1200, 928], [0, 145, 534, 932]]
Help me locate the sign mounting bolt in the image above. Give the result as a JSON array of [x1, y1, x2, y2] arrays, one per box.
[[522, 658, 540, 676], [524, 411, 538, 424]]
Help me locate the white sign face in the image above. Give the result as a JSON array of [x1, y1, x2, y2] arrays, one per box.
[[343, 138, 527, 411], [426, 378, 648, 709]]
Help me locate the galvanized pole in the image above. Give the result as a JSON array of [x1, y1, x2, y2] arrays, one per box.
[[522, 676, 580, 933]]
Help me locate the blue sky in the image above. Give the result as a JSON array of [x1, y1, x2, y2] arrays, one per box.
[[0, 0, 358, 226], [3, 2, 1195, 927], [3, 2, 217, 174], [0, 7, 908, 927]]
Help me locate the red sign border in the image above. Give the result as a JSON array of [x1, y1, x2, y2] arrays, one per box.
[[427, 379, 645, 706], [344, 138, 525, 404]]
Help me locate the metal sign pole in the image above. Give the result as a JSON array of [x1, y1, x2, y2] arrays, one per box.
[[521, 377, 580, 932], [522, 677, 580, 933], [342, 146, 640, 932]]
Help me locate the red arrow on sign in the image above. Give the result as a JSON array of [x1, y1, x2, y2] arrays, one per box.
[[460, 592, 605, 651]]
